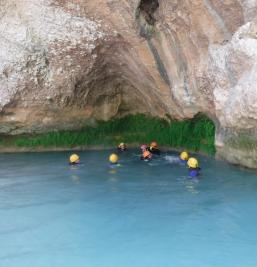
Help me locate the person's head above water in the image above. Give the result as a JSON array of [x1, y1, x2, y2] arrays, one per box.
[[69, 154, 80, 164], [150, 141, 158, 149], [109, 153, 119, 164], [118, 142, 126, 150], [187, 157, 199, 169], [180, 151, 189, 161], [140, 144, 148, 151], [149, 141, 161, 155]]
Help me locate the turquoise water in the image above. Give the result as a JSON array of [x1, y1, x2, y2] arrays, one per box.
[[0, 150, 257, 267]]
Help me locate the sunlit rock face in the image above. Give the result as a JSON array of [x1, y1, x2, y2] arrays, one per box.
[[0, 0, 257, 167], [0, 0, 169, 135]]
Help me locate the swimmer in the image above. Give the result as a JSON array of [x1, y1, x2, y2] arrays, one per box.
[[141, 150, 152, 161], [117, 142, 127, 152], [148, 141, 161, 155], [109, 153, 120, 167], [180, 151, 189, 164], [187, 157, 201, 178], [69, 154, 80, 165]]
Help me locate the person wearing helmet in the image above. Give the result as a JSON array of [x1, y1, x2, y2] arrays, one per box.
[[180, 151, 189, 164], [187, 157, 201, 177], [141, 150, 152, 161], [140, 144, 148, 152], [69, 154, 80, 165], [109, 153, 120, 167], [117, 142, 127, 152], [148, 141, 161, 155]]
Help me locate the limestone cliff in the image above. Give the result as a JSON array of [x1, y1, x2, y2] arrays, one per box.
[[0, 0, 257, 167]]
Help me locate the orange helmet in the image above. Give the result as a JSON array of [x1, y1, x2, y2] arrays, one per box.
[[143, 150, 151, 158], [150, 141, 158, 148]]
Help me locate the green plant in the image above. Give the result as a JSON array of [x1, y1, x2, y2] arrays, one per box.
[[4, 114, 216, 155]]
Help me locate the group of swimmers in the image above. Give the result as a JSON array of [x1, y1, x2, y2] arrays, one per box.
[[69, 141, 201, 178], [179, 151, 201, 177], [117, 142, 160, 159]]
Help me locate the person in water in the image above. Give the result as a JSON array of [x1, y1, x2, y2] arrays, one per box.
[[141, 150, 152, 161], [69, 154, 80, 165], [148, 141, 161, 155], [117, 142, 127, 152], [109, 153, 120, 167], [187, 157, 201, 177], [180, 151, 189, 164], [140, 144, 148, 153]]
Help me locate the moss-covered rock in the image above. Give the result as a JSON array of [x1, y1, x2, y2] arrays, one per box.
[[0, 114, 216, 155]]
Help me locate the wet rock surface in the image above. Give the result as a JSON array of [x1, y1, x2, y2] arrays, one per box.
[[0, 0, 257, 167]]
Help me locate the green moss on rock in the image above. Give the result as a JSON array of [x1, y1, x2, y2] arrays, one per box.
[[0, 114, 216, 155]]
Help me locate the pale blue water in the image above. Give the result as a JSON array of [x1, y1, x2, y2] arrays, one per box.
[[0, 150, 257, 267]]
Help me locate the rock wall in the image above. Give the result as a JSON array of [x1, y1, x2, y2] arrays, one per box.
[[0, 0, 257, 167]]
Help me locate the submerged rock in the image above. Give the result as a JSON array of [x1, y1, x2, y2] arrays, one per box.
[[0, 0, 257, 167]]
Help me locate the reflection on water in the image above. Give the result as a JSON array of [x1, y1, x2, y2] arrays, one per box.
[[71, 175, 80, 184], [177, 175, 200, 195], [183, 178, 200, 195]]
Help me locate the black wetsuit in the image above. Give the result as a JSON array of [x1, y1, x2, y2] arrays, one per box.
[[148, 147, 161, 155], [117, 147, 127, 153], [69, 162, 80, 166]]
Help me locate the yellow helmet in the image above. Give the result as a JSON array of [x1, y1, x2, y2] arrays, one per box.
[[180, 151, 189, 161], [70, 154, 80, 163], [109, 153, 119, 164], [187, 157, 199, 168]]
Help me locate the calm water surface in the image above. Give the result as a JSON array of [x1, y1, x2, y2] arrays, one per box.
[[0, 150, 257, 267]]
